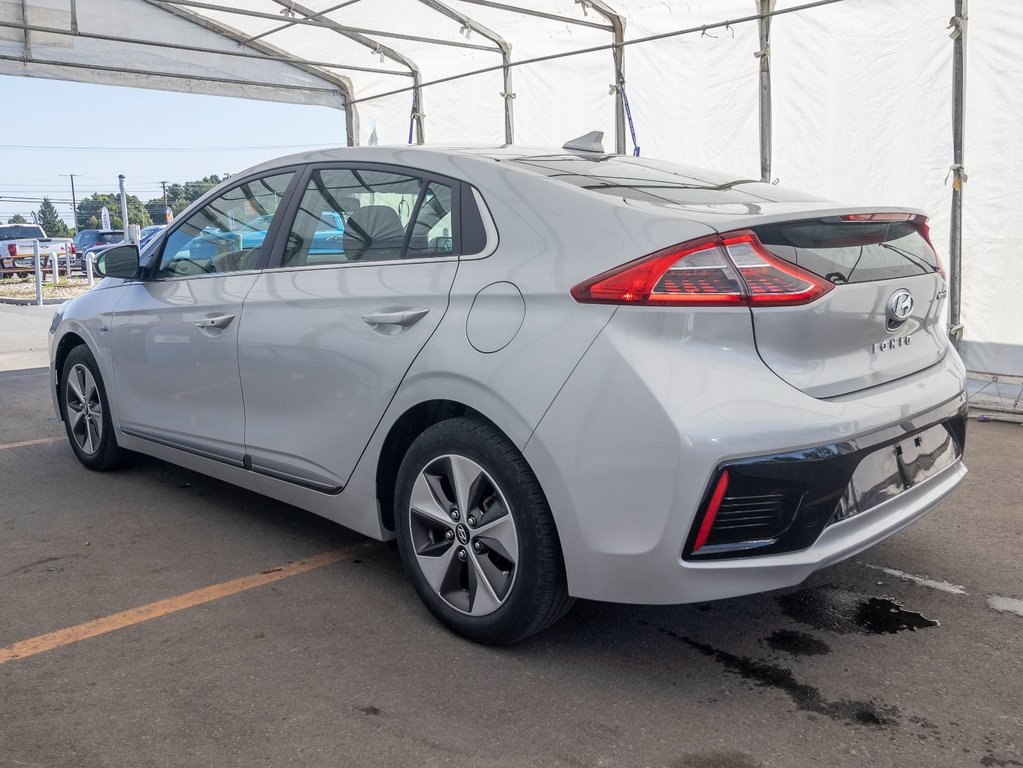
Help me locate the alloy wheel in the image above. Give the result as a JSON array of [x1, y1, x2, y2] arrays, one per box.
[[408, 454, 519, 616], [65, 363, 104, 455]]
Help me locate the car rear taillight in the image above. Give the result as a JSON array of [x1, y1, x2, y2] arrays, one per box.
[[70, 244, 77, 255], [571, 229, 833, 307]]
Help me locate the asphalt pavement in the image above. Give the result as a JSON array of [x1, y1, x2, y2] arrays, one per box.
[[1, 303, 1020, 768]]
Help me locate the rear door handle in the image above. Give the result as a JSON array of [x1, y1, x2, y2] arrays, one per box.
[[361, 308, 430, 328], [194, 314, 236, 329]]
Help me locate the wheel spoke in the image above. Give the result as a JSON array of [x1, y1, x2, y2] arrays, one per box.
[[467, 551, 502, 616], [416, 542, 459, 595], [447, 455, 482, 517], [410, 471, 454, 526], [66, 369, 85, 404], [474, 506, 519, 565], [82, 419, 95, 454]]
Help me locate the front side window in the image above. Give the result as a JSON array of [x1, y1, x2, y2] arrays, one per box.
[[282, 169, 454, 267], [156, 173, 293, 278]]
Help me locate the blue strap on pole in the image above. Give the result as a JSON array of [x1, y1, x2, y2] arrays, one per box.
[[612, 49, 640, 156], [620, 83, 640, 156]]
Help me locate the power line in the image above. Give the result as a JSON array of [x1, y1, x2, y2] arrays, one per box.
[[0, 142, 338, 153]]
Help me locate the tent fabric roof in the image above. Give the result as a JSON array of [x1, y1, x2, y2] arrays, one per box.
[[2, 0, 1021, 377]]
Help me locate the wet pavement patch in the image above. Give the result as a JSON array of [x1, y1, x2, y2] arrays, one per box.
[[856, 597, 939, 634], [764, 629, 831, 656], [778, 586, 939, 635], [640, 620, 899, 728]]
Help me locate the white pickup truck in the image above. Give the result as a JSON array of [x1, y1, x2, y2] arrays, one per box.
[[0, 224, 74, 278]]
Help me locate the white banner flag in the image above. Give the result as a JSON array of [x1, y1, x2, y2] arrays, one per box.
[[101, 206, 111, 231]]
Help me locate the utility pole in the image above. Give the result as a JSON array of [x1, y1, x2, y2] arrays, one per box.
[[161, 181, 169, 224], [61, 173, 79, 233]]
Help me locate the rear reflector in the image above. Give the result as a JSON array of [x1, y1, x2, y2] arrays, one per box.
[[571, 229, 833, 307], [692, 470, 730, 552]]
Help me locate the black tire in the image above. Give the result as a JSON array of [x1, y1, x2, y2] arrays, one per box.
[[59, 344, 131, 471], [394, 416, 574, 644]]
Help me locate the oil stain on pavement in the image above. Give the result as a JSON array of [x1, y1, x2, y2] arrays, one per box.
[[777, 585, 939, 635]]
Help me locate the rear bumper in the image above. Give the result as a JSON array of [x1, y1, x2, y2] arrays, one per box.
[[524, 306, 968, 604]]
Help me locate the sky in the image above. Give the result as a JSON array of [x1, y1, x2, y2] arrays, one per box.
[[0, 75, 349, 228]]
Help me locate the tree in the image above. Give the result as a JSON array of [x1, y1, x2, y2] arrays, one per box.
[[6, 214, 27, 224], [76, 193, 152, 230], [144, 175, 222, 223], [36, 197, 69, 237]]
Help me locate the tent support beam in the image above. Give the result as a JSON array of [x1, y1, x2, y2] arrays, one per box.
[[241, 0, 362, 45], [757, 0, 775, 182], [145, 0, 357, 143], [157, 0, 496, 52], [0, 19, 412, 78], [0, 53, 344, 95], [949, 0, 967, 344], [588, 1, 627, 155], [269, 0, 425, 144], [19, 0, 30, 61], [458, 0, 612, 32], [417, 0, 514, 144]]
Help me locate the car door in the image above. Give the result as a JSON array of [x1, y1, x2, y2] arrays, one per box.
[[237, 165, 460, 491], [111, 171, 297, 464]]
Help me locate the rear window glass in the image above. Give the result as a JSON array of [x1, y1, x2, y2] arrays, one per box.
[[754, 219, 939, 283], [0, 225, 46, 240], [507, 155, 817, 205]]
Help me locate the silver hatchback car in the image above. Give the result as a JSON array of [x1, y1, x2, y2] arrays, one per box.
[[49, 142, 967, 644]]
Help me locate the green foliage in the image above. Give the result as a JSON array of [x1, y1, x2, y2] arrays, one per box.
[[76, 193, 153, 230], [6, 214, 27, 224], [36, 197, 70, 237], [144, 175, 223, 223]]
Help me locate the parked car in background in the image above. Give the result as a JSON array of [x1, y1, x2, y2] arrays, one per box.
[[73, 230, 124, 272], [49, 142, 967, 644], [1, 224, 73, 277], [139, 225, 165, 248]]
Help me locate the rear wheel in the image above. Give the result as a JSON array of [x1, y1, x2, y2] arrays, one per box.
[[60, 345, 130, 470], [394, 417, 573, 644]]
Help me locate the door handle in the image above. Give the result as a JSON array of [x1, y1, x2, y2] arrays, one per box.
[[361, 308, 430, 329], [194, 314, 236, 329]]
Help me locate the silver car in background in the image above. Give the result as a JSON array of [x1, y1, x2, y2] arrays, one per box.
[[49, 142, 967, 644]]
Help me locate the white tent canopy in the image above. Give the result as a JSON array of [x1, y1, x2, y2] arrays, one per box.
[[2, 0, 1020, 379]]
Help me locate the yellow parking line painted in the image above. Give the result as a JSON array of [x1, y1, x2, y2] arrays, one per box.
[[0, 544, 372, 665], [0, 437, 63, 451]]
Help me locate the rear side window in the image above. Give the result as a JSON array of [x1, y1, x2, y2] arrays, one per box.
[[754, 219, 939, 284], [281, 169, 456, 267]]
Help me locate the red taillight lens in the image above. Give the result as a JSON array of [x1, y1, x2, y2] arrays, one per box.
[[571, 230, 833, 307], [7, 244, 16, 257], [71, 244, 77, 255]]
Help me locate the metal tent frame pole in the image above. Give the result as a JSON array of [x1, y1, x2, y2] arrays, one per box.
[[589, 2, 628, 155], [417, 0, 514, 145], [757, 0, 776, 182], [949, 0, 968, 345]]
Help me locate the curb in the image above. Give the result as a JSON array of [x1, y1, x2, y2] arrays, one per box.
[[0, 297, 66, 306]]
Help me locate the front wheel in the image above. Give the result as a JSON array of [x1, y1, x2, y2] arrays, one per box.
[[394, 417, 573, 644], [60, 345, 130, 470]]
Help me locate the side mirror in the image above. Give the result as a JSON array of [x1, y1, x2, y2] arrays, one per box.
[[94, 244, 140, 279]]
